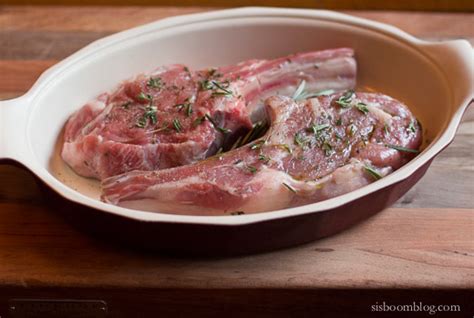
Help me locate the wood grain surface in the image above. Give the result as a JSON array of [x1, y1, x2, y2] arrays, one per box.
[[0, 6, 473, 317], [3, 0, 474, 11]]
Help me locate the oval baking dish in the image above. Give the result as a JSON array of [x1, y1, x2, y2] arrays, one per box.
[[1, 8, 472, 255]]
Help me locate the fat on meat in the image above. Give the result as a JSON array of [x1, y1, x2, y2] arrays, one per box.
[[62, 48, 356, 180], [101, 92, 422, 215]]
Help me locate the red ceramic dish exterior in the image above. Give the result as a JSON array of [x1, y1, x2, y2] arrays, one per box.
[[39, 158, 433, 255]]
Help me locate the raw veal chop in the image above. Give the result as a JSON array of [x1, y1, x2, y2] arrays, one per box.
[[62, 48, 356, 180], [101, 91, 422, 215]]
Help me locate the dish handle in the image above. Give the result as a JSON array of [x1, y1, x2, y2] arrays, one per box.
[[421, 39, 474, 108], [0, 96, 30, 165]]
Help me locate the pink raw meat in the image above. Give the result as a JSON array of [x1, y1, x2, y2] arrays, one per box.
[[101, 91, 422, 215], [62, 48, 356, 180]]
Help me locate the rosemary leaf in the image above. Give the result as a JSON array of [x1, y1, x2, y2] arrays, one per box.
[[147, 77, 162, 89], [292, 80, 306, 100], [364, 165, 382, 180], [282, 182, 297, 193], [356, 102, 369, 114], [385, 144, 420, 153], [173, 118, 182, 132]]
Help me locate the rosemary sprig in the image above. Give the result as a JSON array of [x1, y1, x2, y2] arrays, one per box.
[[408, 120, 417, 133], [292, 80, 335, 100], [385, 144, 420, 153], [230, 136, 243, 150], [282, 182, 297, 193], [200, 79, 233, 97], [185, 103, 193, 117], [292, 80, 307, 100], [135, 105, 157, 128], [348, 124, 357, 137], [230, 121, 268, 149], [335, 90, 354, 108], [193, 116, 206, 127], [355, 102, 369, 114], [322, 141, 333, 156], [145, 106, 157, 124], [294, 132, 307, 147], [364, 165, 382, 180], [258, 154, 271, 163], [211, 81, 233, 97], [147, 77, 162, 89], [205, 114, 231, 134], [137, 92, 153, 103], [298, 89, 336, 100], [216, 126, 231, 134], [173, 118, 183, 132], [311, 123, 330, 134], [246, 165, 258, 174]]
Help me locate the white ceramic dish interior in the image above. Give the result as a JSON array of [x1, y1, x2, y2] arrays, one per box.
[[0, 8, 473, 225]]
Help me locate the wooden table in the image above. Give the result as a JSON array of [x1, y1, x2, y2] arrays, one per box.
[[0, 6, 473, 317]]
